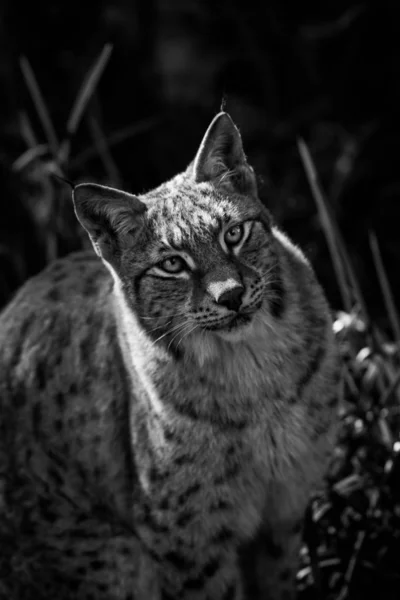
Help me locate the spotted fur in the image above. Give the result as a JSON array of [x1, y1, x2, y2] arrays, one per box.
[[0, 112, 338, 599]]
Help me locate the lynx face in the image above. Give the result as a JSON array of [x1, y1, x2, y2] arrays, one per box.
[[73, 112, 283, 352], [122, 186, 282, 350]]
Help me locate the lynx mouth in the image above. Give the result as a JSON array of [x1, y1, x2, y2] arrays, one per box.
[[204, 311, 253, 332], [224, 312, 253, 331]]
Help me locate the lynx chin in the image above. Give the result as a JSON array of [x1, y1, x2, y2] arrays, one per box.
[[0, 111, 339, 600]]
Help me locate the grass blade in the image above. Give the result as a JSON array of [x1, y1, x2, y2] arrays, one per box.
[[57, 44, 113, 165], [19, 110, 39, 149], [369, 230, 400, 346], [87, 114, 122, 187], [297, 137, 352, 313], [20, 56, 59, 155], [12, 144, 49, 172], [66, 44, 113, 137]]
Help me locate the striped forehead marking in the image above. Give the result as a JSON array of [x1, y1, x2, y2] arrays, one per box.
[[146, 179, 243, 248]]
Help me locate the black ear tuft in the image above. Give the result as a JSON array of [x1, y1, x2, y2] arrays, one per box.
[[190, 112, 257, 197], [72, 183, 146, 264], [51, 173, 76, 189]]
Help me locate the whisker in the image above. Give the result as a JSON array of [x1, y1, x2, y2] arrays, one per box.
[[258, 268, 280, 283], [254, 311, 278, 336], [151, 321, 189, 347], [167, 321, 194, 352], [145, 320, 172, 335], [175, 324, 199, 351], [138, 310, 188, 321]]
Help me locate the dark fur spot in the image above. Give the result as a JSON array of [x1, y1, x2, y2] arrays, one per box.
[[94, 466, 104, 479], [159, 497, 170, 510], [48, 449, 66, 469], [55, 392, 65, 410], [184, 556, 220, 590], [176, 482, 201, 507], [327, 394, 339, 408], [226, 445, 236, 457], [35, 359, 47, 390], [78, 412, 88, 426], [68, 580, 80, 592], [164, 550, 196, 571], [176, 510, 194, 528], [161, 591, 177, 600], [210, 527, 234, 544], [163, 427, 176, 441], [173, 454, 192, 466], [38, 497, 57, 523], [83, 274, 99, 296], [48, 466, 64, 486], [125, 594, 134, 600], [214, 461, 240, 485], [13, 384, 26, 408], [80, 335, 95, 359], [54, 418, 63, 433], [69, 382, 78, 395], [32, 403, 42, 438], [52, 271, 67, 283], [47, 287, 61, 302], [149, 464, 170, 484], [90, 559, 106, 570], [210, 498, 231, 512], [222, 583, 236, 600], [146, 547, 162, 565]]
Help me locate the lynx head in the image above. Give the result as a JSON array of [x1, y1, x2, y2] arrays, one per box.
[[73, 112, 284, 360]]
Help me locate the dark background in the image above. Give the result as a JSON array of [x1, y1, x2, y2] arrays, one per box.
[[1, 0, 399, 321]]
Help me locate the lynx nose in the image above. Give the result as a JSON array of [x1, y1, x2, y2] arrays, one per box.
[[217, 286, 244, 312]]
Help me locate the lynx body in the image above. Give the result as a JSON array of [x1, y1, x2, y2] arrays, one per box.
[[0, 113, 338, 600]]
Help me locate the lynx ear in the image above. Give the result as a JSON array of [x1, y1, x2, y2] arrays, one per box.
[[191, 112, 257, 197], [72, 183, 146, 264]]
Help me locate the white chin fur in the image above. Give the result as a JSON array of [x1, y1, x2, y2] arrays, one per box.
[[185, 319, 255, 366], [213, 319, 255, 342]]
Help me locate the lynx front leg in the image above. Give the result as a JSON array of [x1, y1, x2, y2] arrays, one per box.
[[239, 515, 304, 600], [157, 552, 244, 600]]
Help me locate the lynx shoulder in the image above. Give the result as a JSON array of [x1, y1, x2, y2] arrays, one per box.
[[0, 112, 339, 600]]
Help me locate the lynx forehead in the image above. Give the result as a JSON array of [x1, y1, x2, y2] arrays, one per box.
[[0, 111, 339, 600]]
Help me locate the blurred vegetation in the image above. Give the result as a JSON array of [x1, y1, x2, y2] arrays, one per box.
[[1, 2, 400, 599]]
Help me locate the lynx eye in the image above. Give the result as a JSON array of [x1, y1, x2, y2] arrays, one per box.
[[224, 224, 244, 246], [160, 256, 186, 274]]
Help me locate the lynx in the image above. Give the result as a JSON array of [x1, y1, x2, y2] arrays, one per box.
[[0, 112, 338, 600]]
